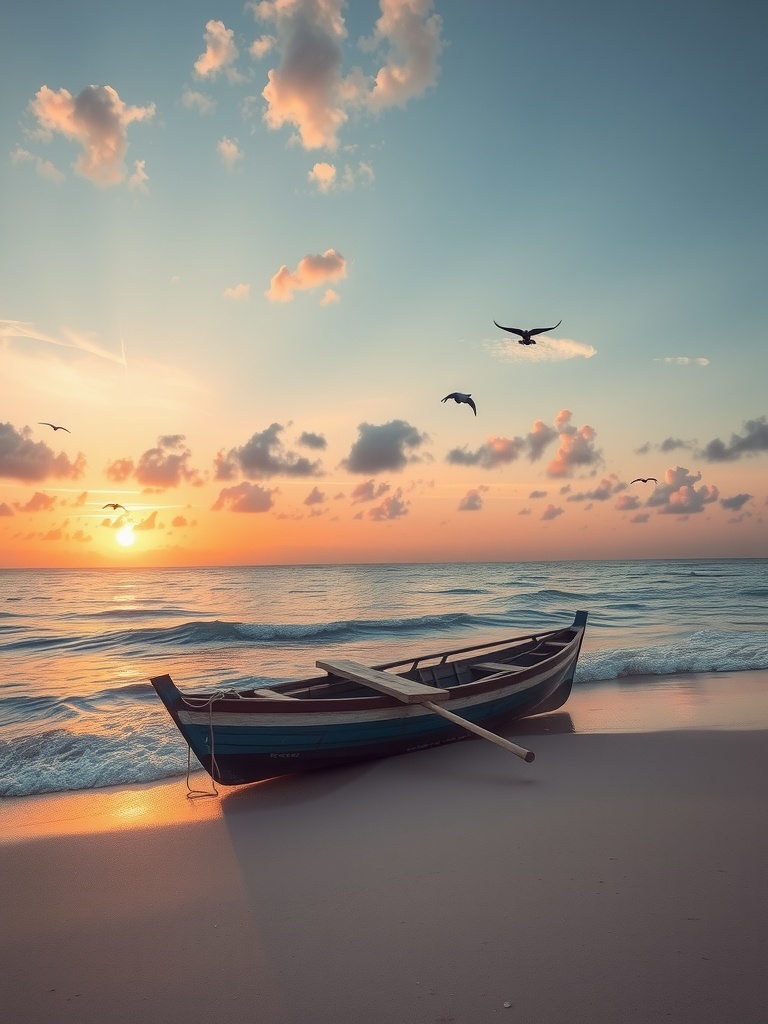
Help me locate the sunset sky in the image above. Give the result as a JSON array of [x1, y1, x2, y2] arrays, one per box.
[[1, 0, 767, 568]]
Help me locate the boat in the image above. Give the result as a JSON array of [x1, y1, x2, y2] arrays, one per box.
[[150, 610, 587, 786]]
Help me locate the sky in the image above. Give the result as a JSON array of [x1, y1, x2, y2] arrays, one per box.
[[1, 0, 767, 568]]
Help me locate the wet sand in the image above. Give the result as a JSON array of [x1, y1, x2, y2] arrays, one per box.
[[2, 671, 767, 1024]]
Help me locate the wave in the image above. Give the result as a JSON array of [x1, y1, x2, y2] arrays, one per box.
[[577, 629, 768, 682]]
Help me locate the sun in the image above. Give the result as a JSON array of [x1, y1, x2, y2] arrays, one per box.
[[116, 524, 136, 548]]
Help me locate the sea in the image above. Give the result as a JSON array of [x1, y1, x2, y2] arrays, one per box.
[[1, 559, 766, 798]]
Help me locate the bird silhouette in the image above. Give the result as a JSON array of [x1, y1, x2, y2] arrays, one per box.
[[630, 477, 658, 485], [493, 319, 562, 346], [103, 503, 128, 512], [38, 422, 70, 433], [441, 392, 477, 415]]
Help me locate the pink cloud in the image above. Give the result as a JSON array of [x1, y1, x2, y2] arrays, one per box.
[[266, 249, 347, 302], [211, 481, 277, 513], [194, 20, 239, 79], [29, 84, 155, 187], [0, 422, 85, 482]]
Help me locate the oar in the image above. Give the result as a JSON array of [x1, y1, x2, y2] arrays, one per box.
[[420, 700, 534, 762], [316, 658, 535, 763]]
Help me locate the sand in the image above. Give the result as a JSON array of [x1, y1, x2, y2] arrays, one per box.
[[2, 671, 767, 1024]]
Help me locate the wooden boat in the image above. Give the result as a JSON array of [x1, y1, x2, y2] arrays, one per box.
[[151, 610, 587, 786]]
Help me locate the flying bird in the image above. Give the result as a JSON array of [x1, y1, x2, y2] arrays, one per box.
[[103, 503, 128, 512], [493, 319, 562, 346], [441, 392, 477, 415], [630, 477, 658, 485], [38, 422, 70, 433]]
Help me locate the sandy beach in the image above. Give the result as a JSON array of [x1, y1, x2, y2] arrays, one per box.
[[2, 671, 767, 1024]]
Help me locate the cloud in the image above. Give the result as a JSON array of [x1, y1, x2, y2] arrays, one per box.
[[106, 436, 203, 491], [359, 0, 444, 112], [320, 288, 341, 305], [0, 503, 13, 516], [224, 282, 250, 300], [250, 35, 277, 59], [351, 479, 390, 503], [546, 410, 602, 478], [446, 436, 525, 469], [342, 420, 428, 474], [297, 431, 327, 450], [699, 416, 768, 462], [218, 423, 323, 479], [133, 511, 159, 531], [218, 136, 243, 168], [654, 357, 709, 366], [659, 437, 690, 452], [28, 84, 155, 187], [647, 466, 719, 515], [720, 493, 752, 512], [11, 145, 64, 183], [127, 159, 149, 193], [368, 488, 409, 520], [181, 89, 216, 115], [14, 491, 57, 513], [566, 476, 623, 502], [304, 486, 325, 506], [308, 159, 375, 193], [631, 513, 650, 524], [251, 0, 443, 149], [488, 336, 597, 363], [529, 489, 547, 499], [615, 493, 642, 511], [458, 487, 487, 511], [0, 319, 126, 366], [266, 249, 347, 301], [194, 20, 239, 79], [0, 423, 85, 482], [212, 481, 277, 513], [308, 162, 336, 192], [172, 515, 188, 527], [541, 504, 564, 521]]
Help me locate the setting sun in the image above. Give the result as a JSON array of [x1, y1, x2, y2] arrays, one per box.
[[116, 525, 135, 548]]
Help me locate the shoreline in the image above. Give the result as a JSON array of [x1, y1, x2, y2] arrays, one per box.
[[2, 671, 767, 1023]]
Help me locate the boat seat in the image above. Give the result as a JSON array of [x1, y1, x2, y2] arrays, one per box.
[[253, 688, 299, 700], [475, 662, 525, 673]]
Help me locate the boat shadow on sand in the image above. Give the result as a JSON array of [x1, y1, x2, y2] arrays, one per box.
[[217, 710, 574, 818]]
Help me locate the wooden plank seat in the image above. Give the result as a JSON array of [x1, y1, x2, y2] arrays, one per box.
[[253, 688, 299, 700], [317, 658, 450, 704], [475, 661, 526, 673]]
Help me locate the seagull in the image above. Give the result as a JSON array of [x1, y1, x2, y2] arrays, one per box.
[[103, 503, 128, 512], [38, 422, 70, 433], [630, 477, 658, 485], [441, 392, 477, 415], [493, 319, 562, 346]]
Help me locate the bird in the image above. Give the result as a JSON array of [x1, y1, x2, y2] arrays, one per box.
[[38, 422, 70, 433], [441, 392, 477, 415], [630, 477, 658, 485], [103, 503, 128, 512], [493, 319, 562, 345]]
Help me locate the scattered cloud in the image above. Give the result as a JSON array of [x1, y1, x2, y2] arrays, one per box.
[[308, 162, 336, 192], [320, 288, 341, 305], [181, 89, 216, 115], [13, 491, 57, 513], [615, 493, 642, 511], [308, 160, 374, 193], [304, 486, 325, 506], [127, 159, 149, 193], [0, 423, 85, 482], [546, 410, 602, 478], [194, 20, 239, 80], [218, 136, 243, 168], [106, 435, 204, 491], [488, 336, 597, 363], [297, 431, 327, 450], [446, 436, 525, 469], [368, 488, 409, 520], [251, 0, 443, 150], [350, 479, 389, 503], [217, 423, 323, 479], [659, 437, 691, 452], [654, 357, 709, 366], [212, 481, 277, 513], [720, 493, 752, 512], [224, 282, 250, 300], [541, 504, 564, 521], [646, 466, 719, 514], [11, 145, 64, 183], [566, 476, 623, 502], [699, 416, 768, 462], [458, 486, 488, 511], [266, 249, 347, 302], [342, 420, 429, 474], [28, 84, 155, 187]]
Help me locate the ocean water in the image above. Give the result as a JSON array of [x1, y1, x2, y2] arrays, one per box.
[[1, 559, 766, 798]]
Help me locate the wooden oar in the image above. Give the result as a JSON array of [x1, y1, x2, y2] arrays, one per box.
[[418, 699, 534, 762], [316, 658, 535, 763]]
